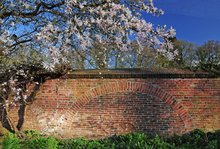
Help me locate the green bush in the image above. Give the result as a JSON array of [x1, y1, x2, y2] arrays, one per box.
[[149, 135, 175, 149], [2, 129, 219, 149], [101, 133, 150, 148], [58, 138, 88, 149], [167, 129, 219, 149], [2, 132, 58, 149], [2, 133, 21, 149], [21, 137, 58, 149], [205, 140, 218, 149], [100, 133, 174, 149]]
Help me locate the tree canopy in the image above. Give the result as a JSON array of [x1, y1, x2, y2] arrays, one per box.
[[0, 0, 176, 70]]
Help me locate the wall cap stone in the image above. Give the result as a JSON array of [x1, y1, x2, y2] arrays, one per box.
[[62, 68, 218, 79]]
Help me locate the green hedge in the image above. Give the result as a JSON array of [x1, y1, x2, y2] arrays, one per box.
[[2, 129, 219, 149]]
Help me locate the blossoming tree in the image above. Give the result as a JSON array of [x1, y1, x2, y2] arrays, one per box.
[[0, 0, 176, 134]]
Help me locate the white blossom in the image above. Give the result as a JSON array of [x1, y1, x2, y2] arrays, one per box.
[[169, 27, 176, 37], [0, 0, 176, 72], [42, 61, 55, 71]]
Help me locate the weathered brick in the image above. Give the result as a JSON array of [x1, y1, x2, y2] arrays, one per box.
[[5, 75, 219, 139]]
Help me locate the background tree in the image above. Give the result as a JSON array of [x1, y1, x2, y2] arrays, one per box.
[[111, 40, 158, 68], [156, 38, 197, 69], [196, 40, 220, 73], [152, 39, 220, 74]]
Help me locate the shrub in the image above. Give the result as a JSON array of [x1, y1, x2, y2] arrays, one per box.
[[100, 133, 175, 149], [2, 133, 21, 149], [2, 132, 58, 149], [101, 133, 151, 148], [58, 138, 88, 149], [2, 129, 219, 149], [167, 129, 219, 149], [21, 137, 58, 149]]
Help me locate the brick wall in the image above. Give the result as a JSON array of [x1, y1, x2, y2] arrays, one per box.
[[7, 69, 220, 138]]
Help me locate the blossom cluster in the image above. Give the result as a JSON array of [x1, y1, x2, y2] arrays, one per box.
[[0, 30, 14, 55], [0, 67, 39, 109], [35, 0, 177, 70], [0, 0, 177, 71]]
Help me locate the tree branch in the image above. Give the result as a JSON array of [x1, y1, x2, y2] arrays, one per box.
[[0, 1, 65, 19], [8, 39, 32, 48]]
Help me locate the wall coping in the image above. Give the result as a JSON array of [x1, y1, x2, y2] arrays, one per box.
[[62, 68, 218, 79]]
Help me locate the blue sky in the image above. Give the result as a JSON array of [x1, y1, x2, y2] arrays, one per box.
[[144, 0, 220, 45]]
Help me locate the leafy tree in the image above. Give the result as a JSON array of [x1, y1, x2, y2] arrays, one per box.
[[112, 40, 158, 68], [153, 39, 220, 74], [196, 40, 220, 73], [158, 38, 197, 69]]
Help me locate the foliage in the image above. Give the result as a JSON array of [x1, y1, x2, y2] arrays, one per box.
[[2, 133, 21, 149], [22, 137, 58, 149], [100, 133, 175, 149], [59, 138, 88, 149], [156, 38, 197, 69], [2, 130, 58, 149], [167, 129, 219, 149], [154, 39, 220, 75], [69, 37, 220, 72], [2, 129, 219, 149], [196, 40, 220, 73]]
